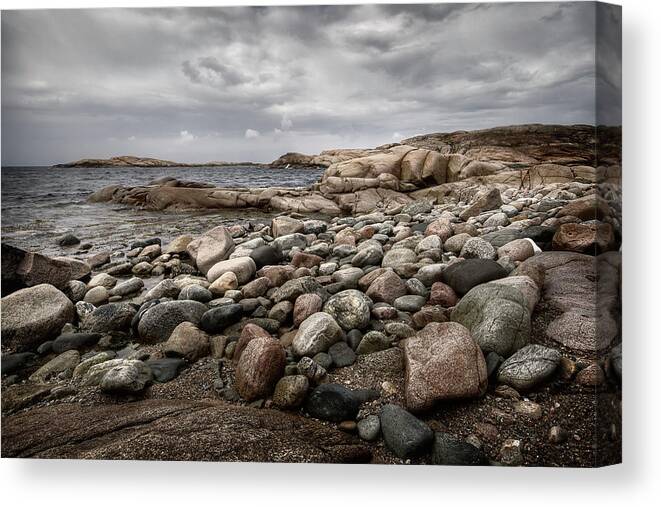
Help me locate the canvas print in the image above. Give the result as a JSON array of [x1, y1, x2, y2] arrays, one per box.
[[1, 2, 621, 467]]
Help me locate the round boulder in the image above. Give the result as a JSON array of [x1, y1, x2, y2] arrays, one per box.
[[323, 289, 372, 331]]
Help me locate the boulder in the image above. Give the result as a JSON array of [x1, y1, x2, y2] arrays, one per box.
[[403, 322, 487, 412], [235, 336, 286, 401], [323, 289, 371, 331], [82, 302, 137, 335], [292, 312, 344, 357], [459, 188, 503, 221], [163, 234, 193, 254], [305, 384, 361, 422], [186, 226, 235, 275], [199, 304, 243, 334], [497, 344, 561, 391], [206, 257, 256, 285], [99, 360, 153, 393], [234, 323, 272, 361], [271, 216, 304, 237], [460, 237, 496, 260], [451, 283, 531, 358], [551, 222, 615, 254], [441, 258, 508, 296], [137, 300, 207, 343], [293, 293, 323, 327], [249, 245, 283, 268], [29, 350, 80, 382], [163, 322, 210, 362], [380, 404, 433, 459], [497, 239, 536, 262], [382, 248, 417, 268], [432, 432, 485, 466], [2, 244, 90, 293], [365, 270, 407, 304], [272, 375, 309, 409], [1, 284, 75, 351]]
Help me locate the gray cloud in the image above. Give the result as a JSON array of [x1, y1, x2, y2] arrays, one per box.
[[1, 2, 621, 165]]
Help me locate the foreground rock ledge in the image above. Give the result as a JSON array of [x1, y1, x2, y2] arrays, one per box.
[[1, 398, 371, 463]]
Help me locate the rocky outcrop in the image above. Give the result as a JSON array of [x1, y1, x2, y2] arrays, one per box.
[[54, 156, 265, 168], [1, 399, 371, 463]]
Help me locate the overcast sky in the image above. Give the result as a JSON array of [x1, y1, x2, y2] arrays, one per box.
[[1, 2, 621, 165]]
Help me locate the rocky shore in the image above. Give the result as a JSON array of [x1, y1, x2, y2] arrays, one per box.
[[1, 124, 621, 466], [54, 155, 268, 168]]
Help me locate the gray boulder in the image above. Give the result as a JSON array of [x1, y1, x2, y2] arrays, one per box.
[[137, 300, 208, 343], [380, 404, 433, 459], [497, 344, 561, 391], [323, 289, 371, 331], [292, 312, 344, 357]]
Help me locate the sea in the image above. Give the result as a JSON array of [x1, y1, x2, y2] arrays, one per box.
[[1, 165, 325, 257]]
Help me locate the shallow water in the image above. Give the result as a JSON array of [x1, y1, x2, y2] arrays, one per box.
[[1, 165, 325, 256]]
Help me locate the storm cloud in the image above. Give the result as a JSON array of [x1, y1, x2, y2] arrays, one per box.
[[1, 2, 621, 165]]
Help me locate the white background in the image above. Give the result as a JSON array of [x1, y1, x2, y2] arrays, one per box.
[[1, 0, 659, 505]]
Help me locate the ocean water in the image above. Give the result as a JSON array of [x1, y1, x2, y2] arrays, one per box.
[[1, 165, 325, 256]]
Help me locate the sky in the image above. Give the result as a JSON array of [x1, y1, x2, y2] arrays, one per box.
[[1, 2, 621, 165]]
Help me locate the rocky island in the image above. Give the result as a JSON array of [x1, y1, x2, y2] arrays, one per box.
[[54, 155, 268, 168], [2, 124, 621, 466]]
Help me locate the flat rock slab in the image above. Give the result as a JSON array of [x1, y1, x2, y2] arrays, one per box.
[[1, 399, 372, 463]]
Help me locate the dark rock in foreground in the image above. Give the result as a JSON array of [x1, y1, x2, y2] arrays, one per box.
[[1, 399, 372, 463]]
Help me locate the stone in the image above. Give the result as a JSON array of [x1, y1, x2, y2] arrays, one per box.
[[207, 257, 256, 285], [499, 438, 524, 466], [460, 237, 497, 260], [484, 212, 510, 228], [273, 375, 309, 409], [249, 245, 283, 268], [186, 226, 235, 275], [380, 403, 433, 459], [51, 332, 101, 353], [441, 259, 508, 296], [403, 322, 487, 412], [575, 363, 606, 386], [234, 323, 272, 361], [497, 344, 561, 391], [163, 234, 192, 254], [108, 277, 144, 297], [209, 271, 239, 296], [57, 233, 80, 246], [241, 277, 271, 298], [178, 284, 213, 303], [444, 233, 472, 254], [199, 304, 243, 334], [293, 293, 323, 326], [305, 384, 361, 422], [132, 261, 153, 276], [431, 432, 485, 466], [393, 295, 426, 312], [64, 280, 87, 302], [292, 251, 323, 268], [451, 283, 531, 358], [365, 270, 407, 304], [1, 284, 75, 351], [137, 300, 207, 343], [459, 188, 503, 221], [99, 359, 152, 393], [514, 400, 543, 419], [323, 289, 371, 331], [548, 426, 569, 444], [272, 233, 307, 253], [429, 282, 459, 307], [297, 356, 327, 383], [497, 239, 535, 262], [328, 341, 357, 367], [356, 331, 392, 355], [351, 245, 384, 267], [292, 312, 344, 357], [1, 352, 38, 375], [357, 415, 381, 442], [29, 350, 80, 382], [272, 216, 304, 237], [312, 352, 333, 371], [382, 248, 417, 268], [268, 300, 293, 324], [235, 336, 286, 401], [88, 273, 117, 290], [146, 358, 185, 383], [556, 195, 611, 221], [164, 322, 210, 362], [489, 275, 541, 314], [84, 286, 109, 305], [552, 222, 615, 254], [142, 279, 180, 300]]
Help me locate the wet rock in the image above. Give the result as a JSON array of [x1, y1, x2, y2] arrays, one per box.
[[380, 403, 433, 459], [1, 284, 75, 351], [323, 289, 371, 331], [451, 282, 531, 358], [404, 322, 487, 412], [178, 284, 213, 303], [84, 286, 109, 305], [497, 344, 561, 391], [64, 280, 87, 302], [142, 278, 180, 301], [57, 233, 80, 246], [163, 234, 192, 254], [88, 273, 117, 290], [109, 277, 144, 297], [137, 300, 207, 343], [441, 259, 507, 296], [83, 302, 137, 335], [305, 384, 361, 422]]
